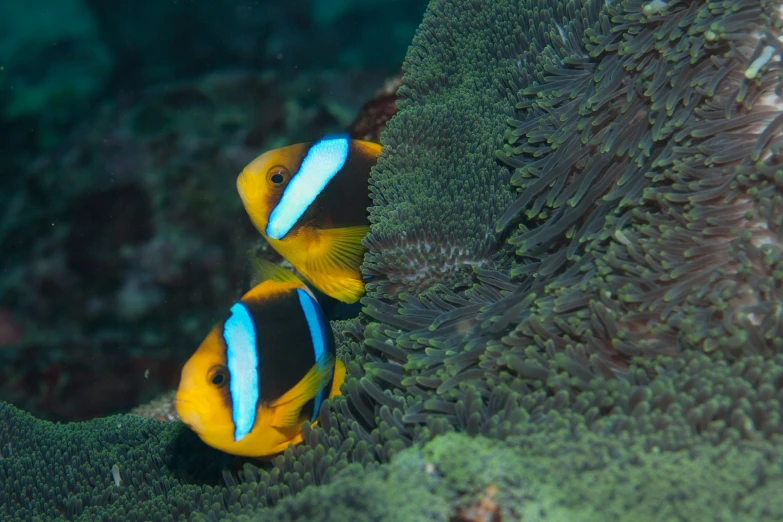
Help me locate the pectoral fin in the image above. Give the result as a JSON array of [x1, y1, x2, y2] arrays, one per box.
[[304, 225, 370, 303], [310, 225, 370, 272], [270, 353, 335, 428]]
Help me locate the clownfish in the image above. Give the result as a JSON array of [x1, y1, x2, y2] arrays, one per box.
[[175, 257, 346, 457], [236, 134, 382, 304]]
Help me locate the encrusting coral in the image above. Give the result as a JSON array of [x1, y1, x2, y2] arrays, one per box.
[[4, 0, 783, 520]]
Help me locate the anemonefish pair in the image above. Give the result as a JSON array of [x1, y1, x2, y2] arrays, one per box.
[[177, 135, 378, 457], [236, 134, 382, 304], [175, 257, 346, 457]]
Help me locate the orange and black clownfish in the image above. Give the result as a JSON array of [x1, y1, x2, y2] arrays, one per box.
[[236, 134, 382, 304], [175, 257, 346, 458]]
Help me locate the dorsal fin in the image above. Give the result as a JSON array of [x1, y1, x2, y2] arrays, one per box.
[[248, 255, 306, 287]]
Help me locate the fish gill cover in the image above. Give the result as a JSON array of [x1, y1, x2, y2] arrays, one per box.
[[4, 0, 783, 520]]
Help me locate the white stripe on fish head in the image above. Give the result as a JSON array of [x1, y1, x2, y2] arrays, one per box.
[[223, 302, 260, 441], [266, 135, 350, 240]]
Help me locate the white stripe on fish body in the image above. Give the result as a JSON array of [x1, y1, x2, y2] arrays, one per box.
[[266, 135, 350, 240], [223, 302, 260, 442]]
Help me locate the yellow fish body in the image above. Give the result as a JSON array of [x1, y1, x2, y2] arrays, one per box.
[[175, 258, 346, 457], [237, 135, 382, 303]]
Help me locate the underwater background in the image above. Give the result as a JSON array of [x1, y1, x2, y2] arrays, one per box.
[[4, 0, 783, 520], [0, 0, 422, 422]]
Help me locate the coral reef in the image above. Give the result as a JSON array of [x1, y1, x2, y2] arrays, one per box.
[[4, 0, 783, 519]]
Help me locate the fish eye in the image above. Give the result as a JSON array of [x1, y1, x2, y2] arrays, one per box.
[[207, 365, 229, 388], [267, 166, 289, 187]]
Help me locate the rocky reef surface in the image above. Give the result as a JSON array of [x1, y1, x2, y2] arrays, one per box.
[[3, 0, 783, 520]]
